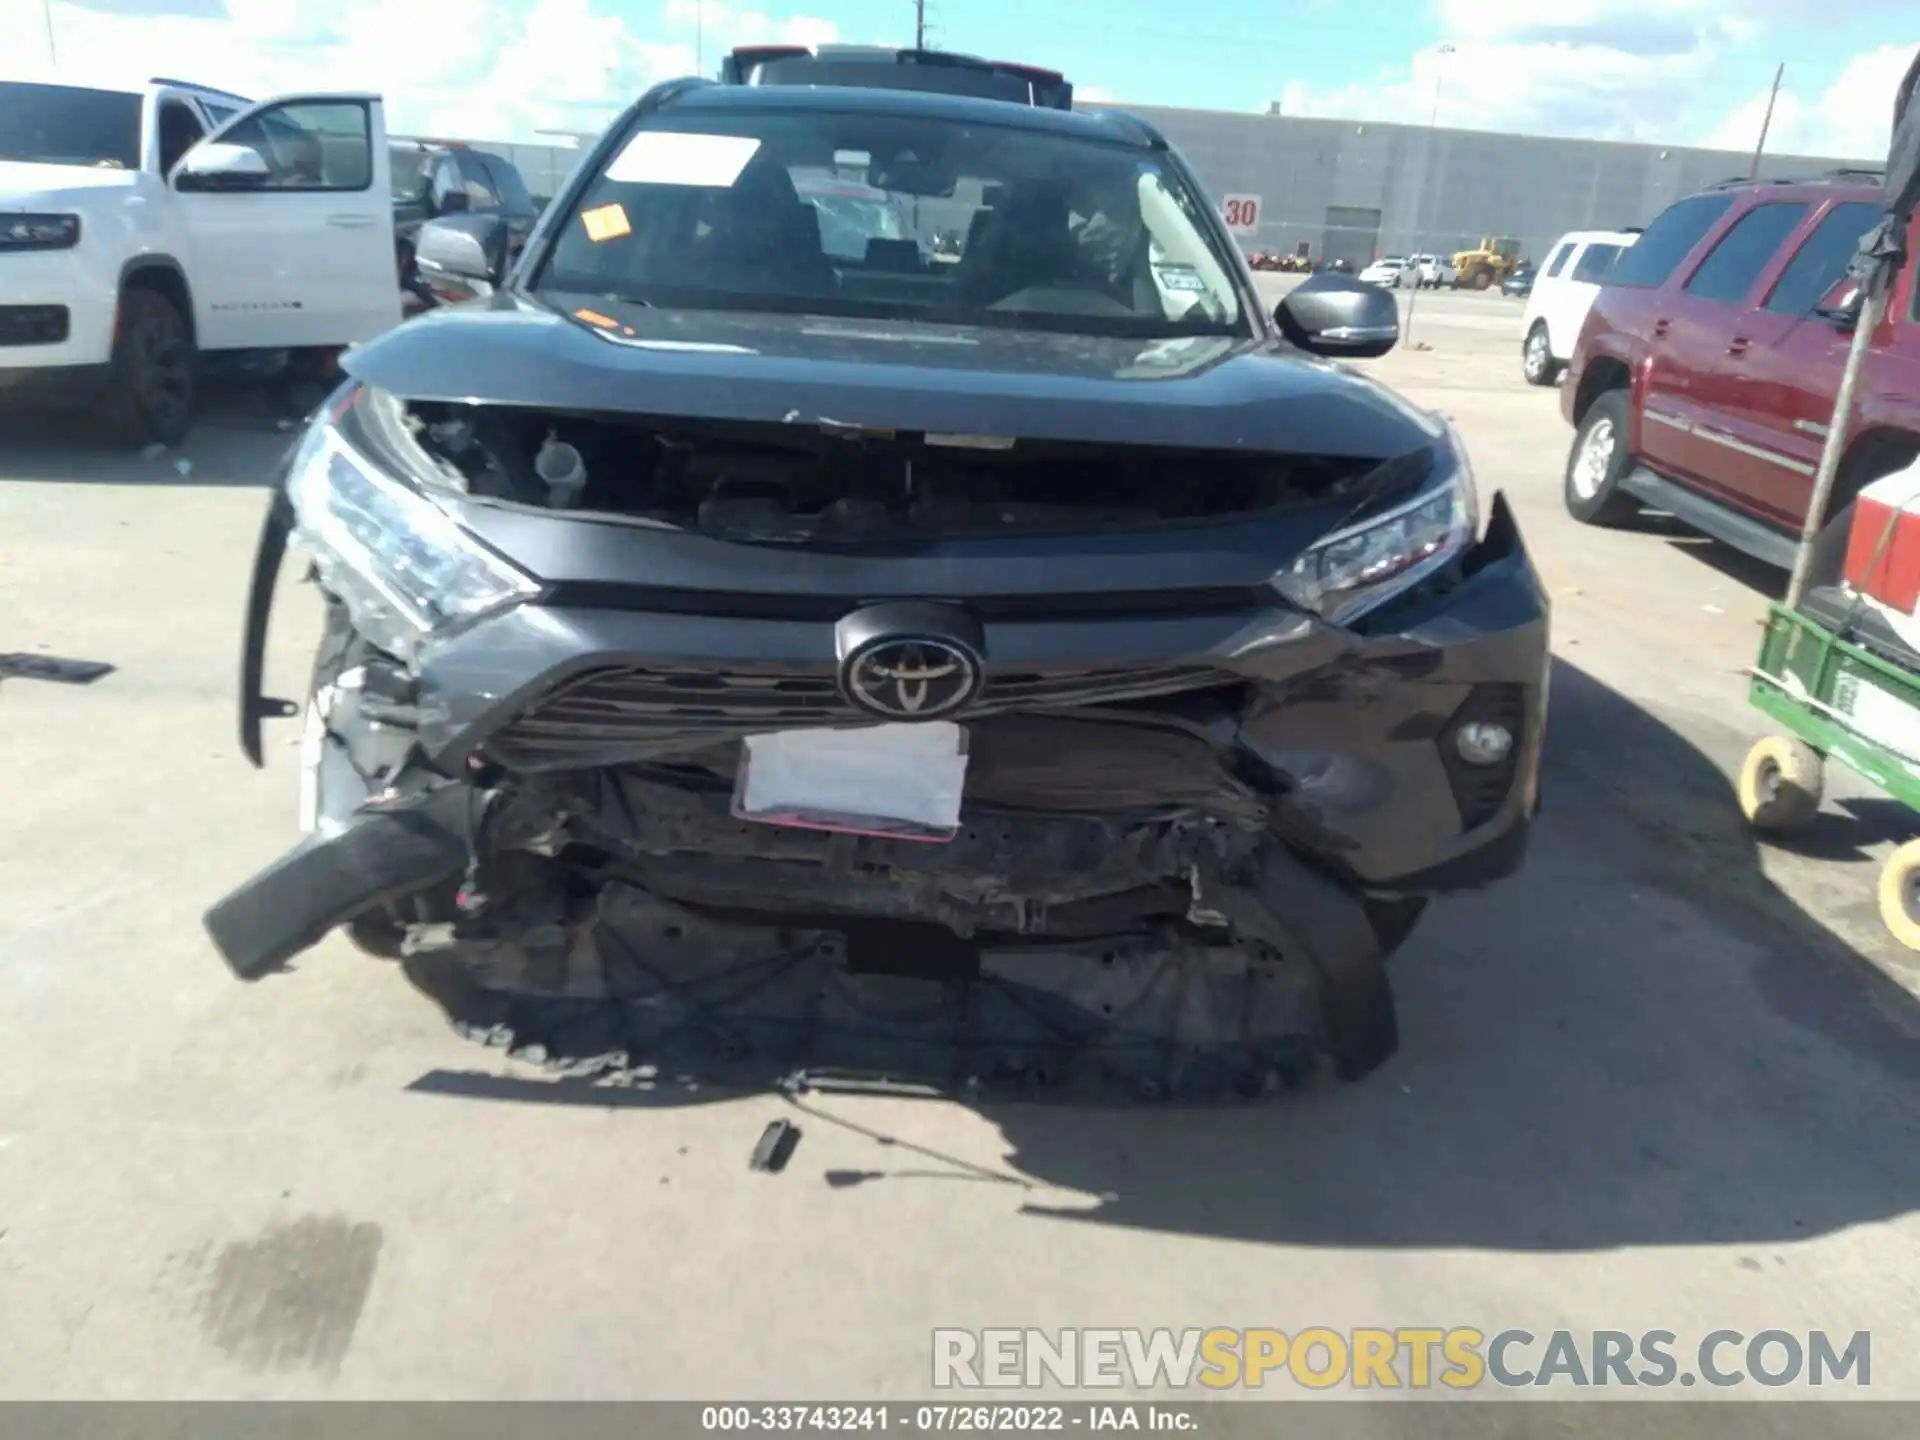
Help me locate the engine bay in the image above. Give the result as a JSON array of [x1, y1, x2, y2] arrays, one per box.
[[407, 402, 1384, 542]]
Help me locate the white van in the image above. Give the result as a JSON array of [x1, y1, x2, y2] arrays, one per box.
[[1520, 228, 1639, 385]]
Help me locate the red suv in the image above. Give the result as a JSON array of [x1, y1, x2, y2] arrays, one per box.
[[1561, 171, 1920, 568]]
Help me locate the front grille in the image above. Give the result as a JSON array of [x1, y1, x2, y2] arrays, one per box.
[[488, 660, 1233, 765], [0, 305, 70, 347]]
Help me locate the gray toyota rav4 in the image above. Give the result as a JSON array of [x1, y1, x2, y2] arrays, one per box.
[[205, 72, 1550, 1098]]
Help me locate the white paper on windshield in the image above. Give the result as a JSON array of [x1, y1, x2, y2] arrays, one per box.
[[605, 131, 761, 187], [733, 723, 968, 842]]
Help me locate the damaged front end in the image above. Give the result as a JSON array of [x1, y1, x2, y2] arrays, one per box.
[[207, 379, 1548, 1097]]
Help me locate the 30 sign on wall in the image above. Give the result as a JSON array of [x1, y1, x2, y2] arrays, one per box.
[[1220, 194, 1262, 232]]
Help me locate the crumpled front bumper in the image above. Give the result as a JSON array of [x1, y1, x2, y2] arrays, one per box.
[[215, 483, 1548, 988]]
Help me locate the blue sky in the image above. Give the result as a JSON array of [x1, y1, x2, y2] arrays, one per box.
[[4, 0, 1915, 159]]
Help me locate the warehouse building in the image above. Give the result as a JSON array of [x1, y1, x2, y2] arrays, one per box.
[[424, 99, 1877, 272], [1118, 103, 1878, 270]]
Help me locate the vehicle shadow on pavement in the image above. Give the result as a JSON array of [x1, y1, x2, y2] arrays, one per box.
[[405, 656, 1920, 1251], [1, 381, 320, 486], [1660, 531, 1790, 600]]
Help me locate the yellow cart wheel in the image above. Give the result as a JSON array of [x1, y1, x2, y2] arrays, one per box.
[[1737, 736, 1825, 832], [1878, 840, 1920, 951]]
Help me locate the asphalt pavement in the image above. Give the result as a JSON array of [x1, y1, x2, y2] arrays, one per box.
[[0, 285, 1915, 1414]]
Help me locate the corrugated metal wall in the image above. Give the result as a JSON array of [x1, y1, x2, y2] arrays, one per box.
[[1117, 105, 1879, 266], [412, 108, 1879, 264]]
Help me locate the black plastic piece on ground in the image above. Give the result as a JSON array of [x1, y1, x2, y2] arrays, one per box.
[[202, 785, 474, 981], [750, 1119, 802, 1173], [0, 654, 114, 685]]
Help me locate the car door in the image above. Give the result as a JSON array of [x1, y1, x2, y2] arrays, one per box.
[[1724, 200, 1885, 524], [1659, 200, 1812, 513], [1549, 240, 1626, 360], [173, 92, 399, 351], [1522, 240, 1575, 347]]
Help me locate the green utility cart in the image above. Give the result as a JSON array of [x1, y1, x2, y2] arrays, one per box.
[[1742, 598, 1920, 947]]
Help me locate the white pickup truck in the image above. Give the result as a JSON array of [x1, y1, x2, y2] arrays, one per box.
[[1, 76, 401, 446]]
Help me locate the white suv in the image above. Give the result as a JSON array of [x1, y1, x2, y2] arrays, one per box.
[[1520, 228, 1638, 386], [1, 76, 401, 445]]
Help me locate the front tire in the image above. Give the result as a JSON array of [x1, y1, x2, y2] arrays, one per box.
[[1738, 736, 1825, 832], [1523, 322, 1561, 386], [1469, 270, 1493, 291], [101, 287, 197, 449], [1563, 389, 1641, 526], [1878, 840, 1920, 951]]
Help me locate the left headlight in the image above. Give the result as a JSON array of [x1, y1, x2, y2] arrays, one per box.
[[285, 410, 541, 665], [0, 214, 81, 250], [1270, 426, 1479, 625]]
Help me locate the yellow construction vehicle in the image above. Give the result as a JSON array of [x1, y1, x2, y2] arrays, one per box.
[[1451, 235, 1523, 290]]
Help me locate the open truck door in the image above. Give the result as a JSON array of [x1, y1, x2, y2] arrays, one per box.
[[171, 91, 400, 351]]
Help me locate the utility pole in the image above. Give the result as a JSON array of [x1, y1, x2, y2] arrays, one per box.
[[1750, 63, 1786, 178], [915, 0, 927, 49]]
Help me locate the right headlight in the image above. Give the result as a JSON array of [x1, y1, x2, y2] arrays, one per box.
[[284, 401, 541, 665], [1270, 428, 1479, 625]]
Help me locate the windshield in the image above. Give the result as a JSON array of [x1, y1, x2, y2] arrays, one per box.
[[0, 82, 142, 170], [537, 107, 1246, 338]]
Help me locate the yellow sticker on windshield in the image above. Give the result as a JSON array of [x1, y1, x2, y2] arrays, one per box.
[[580, 203, 632, 243]]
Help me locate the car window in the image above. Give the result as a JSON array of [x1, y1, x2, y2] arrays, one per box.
[[537, 109, 1248, 340], [1683, 201, 1810, 304], [0, 81, 142, 170], [391, 145, 432, 203], [200, 101, 240, 127], [1762, 201, 1882, 317], [1542, 242, 1575, 279], [1571, 242, 1625, 284], [156, 100, 204, 174], [430, 155, 462, 209], [217, 99, 371, 191], [481, 155, 537, 215], [456, 152, 502, 211], [1609, 193, 1738, 289]]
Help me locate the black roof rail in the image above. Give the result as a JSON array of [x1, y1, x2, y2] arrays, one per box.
[[150, 76, 252, 105], [1090, 109, 1167, 149], [636, 76, 713, 113], [1704, 168, 1884, 192]]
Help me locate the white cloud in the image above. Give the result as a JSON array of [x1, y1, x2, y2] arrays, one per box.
[[1702, 44, 1914, 160], [1279, 3, 1915, 161], [1, 0, 836, 141]]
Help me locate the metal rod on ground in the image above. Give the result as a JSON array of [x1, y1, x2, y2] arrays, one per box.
[[1403, 43, 1454, 347], [1785, 285, 1886, 610], [1750, 63, 1786, 179]]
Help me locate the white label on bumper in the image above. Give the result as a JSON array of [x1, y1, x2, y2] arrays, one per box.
[[734, 722, 969, 842]]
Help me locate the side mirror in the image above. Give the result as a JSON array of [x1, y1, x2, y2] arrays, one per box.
[[174, 142, 270, 192], [1814, 276, 1865, 328], [1274, 271, 1400, 359], [416, 214, 510, 291]]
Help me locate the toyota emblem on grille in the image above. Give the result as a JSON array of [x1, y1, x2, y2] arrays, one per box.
[[843, 637, 983, 720]]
